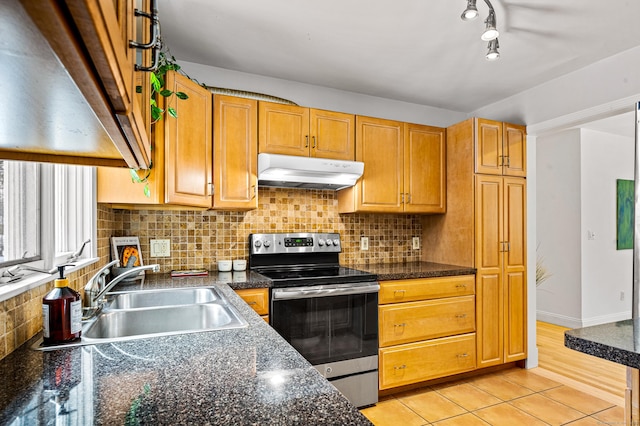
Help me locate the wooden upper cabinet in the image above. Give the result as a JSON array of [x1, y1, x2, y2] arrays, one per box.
[[503, 123, 527, 177], [339, 118, 446, 214], [309, 109, 355, 160], [475, 119, 526, 177], [164, 72, 212, 207], [404, 124, 446, 213], [259, 102, 355, 160], [64, 0, 151, 168], [339, 116, 403, 213], [213, 95, 258, 211]]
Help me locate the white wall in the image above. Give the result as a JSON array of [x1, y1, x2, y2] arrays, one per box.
[[580, 129, 633, 324], [179, 61, 467, 127], [536, 128, 634, 327], [536, 129, 584, 327]]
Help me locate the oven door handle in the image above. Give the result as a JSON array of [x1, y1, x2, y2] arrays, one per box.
[[272, 283, 380, 300]]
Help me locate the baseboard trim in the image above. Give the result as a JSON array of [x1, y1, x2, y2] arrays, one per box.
[[536, 310, 632, 328]]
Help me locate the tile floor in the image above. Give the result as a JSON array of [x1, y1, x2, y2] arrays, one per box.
[[360, 367, 625, 425]]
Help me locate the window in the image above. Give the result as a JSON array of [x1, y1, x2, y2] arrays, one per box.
[[0, 160, 96, 295]]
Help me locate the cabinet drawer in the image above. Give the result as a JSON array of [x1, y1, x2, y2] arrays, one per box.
[[379, 333, 476, 390], [379, 295, 475, 347], [379, 275, 474, 304], [235, 288, 269, 315]]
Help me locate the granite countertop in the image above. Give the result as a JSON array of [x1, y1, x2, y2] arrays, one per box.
[[565, 319, 640, 369], [355, 261, 476, 281], [0, 274, 371, 425]]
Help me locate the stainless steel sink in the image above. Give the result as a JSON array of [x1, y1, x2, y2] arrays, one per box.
[[32, 287, 248, 350], [83, 303, 247, 341], [105, 287, 221, 310]]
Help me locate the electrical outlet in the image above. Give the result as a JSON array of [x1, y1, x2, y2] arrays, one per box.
[[621, 291, 625, 301], [150, 239, 171, 257], [360, 236, 369, 251], [412, 237, 420, 250]]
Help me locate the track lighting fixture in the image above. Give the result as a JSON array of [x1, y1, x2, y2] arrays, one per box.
[[481, 10, 499, 41], [461, 0, 501, 59], [461, 0, 478, 21], [486, 39, 500, 61]]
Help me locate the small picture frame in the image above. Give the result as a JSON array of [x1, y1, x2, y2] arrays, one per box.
[[111, 236, 144, 268]]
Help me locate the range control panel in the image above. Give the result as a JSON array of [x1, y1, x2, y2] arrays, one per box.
[[250, 233, 341, 254]]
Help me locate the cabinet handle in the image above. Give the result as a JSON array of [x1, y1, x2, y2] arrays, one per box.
[[401, 193, 405, 204], [305, 135, 309, 148], [393, 323, 407, 328], [506, 241, 511, 252], [129, 0, 161, 72], [393, 289, 406, 296], [208, 183, 214, 196], [251, 185, 257, 200], [393, 365, 407, 370], [455, 313, 467, 319], [457, 353, 469, 358], [505, 156, 510, 167], [455, 284, 467, 288], [312, 136, 316, 148], [406, 193, 411, 203], [247, 301, 257, 305]]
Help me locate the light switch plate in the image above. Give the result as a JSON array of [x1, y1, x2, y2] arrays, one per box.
[[412, 237, 420, 250], [360, 237, 369, 251], [150, 239, 171, 257]]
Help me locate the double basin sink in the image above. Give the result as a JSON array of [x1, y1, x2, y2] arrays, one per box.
[[35, 287, 248, 350]]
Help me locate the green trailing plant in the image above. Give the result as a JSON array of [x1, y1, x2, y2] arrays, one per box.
[[131, 51, 189, 197]]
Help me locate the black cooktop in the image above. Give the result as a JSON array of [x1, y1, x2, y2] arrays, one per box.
[[255, 265, 377, 287]]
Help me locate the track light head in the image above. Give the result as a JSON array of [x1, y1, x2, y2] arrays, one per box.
[[481, 10, 499, 41], [461, 0, 479, 21], [486, 39, 500, 61]]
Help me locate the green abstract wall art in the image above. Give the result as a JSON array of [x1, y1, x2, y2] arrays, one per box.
[[617, 179, 634, 250]]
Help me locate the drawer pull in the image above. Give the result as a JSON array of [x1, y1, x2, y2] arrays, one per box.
[[393, 323, 407, 328], [393, 289, 406, 298], [457, 353, 469, 358], [455, 313, 467, 319], [456, 284, 467, 288], [393, 364, 407, 370], [247, 301, 257, 305]]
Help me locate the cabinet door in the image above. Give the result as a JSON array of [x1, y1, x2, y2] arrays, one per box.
[[503, 177, 527, 362], [503, 123, 527, 177], [213, 95, 258, 210], [309, 109, 355, 160], [165, 72, 212, 207], [65, 0, 151, 168], [351, 116, 404, 212], [475, 175, 504, 367], [235, 288, 269, 316], [404, 124, 446, 213], [475, 119, 503, 176], [258, 102, 309, 156]]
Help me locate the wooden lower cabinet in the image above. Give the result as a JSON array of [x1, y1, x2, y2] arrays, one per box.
[[379, 333, 476, 390], [235, 288, 269, 322], [378, 276, 476, 390]]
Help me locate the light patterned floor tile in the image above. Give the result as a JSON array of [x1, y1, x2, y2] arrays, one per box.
[[469, 374, 535, 401], [591, 405, 625, 424], [398, 388, 467, 423], [360, 397, 428, 426], [435, 383, 502, 411], [509, 393, 585, 425], [474, 402, 549, 426], [563, 416, 607, 425], [433, 412, 490, 426], [501, 369, 563, 392], [541, 385, 614, 415]]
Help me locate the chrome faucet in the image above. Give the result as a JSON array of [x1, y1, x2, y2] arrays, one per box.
[[83, 262, 160, 320]]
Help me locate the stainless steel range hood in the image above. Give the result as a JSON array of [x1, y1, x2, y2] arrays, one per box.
[[258, 153, 364, 190]]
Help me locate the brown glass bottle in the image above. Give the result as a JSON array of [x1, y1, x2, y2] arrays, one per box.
[[42, 266, 82, 344]]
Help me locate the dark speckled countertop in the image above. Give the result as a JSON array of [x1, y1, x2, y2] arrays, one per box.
[[0, 273, 372, 425], [354, 261, 476, 281], [565, 319, 640, 369]]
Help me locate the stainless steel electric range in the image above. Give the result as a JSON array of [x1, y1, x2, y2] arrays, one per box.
[[249, 232, 379, 408]]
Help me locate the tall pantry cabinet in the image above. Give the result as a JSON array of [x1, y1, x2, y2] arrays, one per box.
[[422, 118, 527, 369]]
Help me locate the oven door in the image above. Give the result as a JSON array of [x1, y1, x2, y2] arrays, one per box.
[[270, 282, 379, 365]]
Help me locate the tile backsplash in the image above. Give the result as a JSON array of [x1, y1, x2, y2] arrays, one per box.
[[111, 187, 423, 271], [1, 187, 421, 360]]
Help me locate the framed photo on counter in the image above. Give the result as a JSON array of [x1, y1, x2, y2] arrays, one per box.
[[111, 236, 144, 267]]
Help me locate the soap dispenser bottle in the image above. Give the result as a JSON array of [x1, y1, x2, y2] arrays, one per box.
[[42, 265, 82, 344]]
